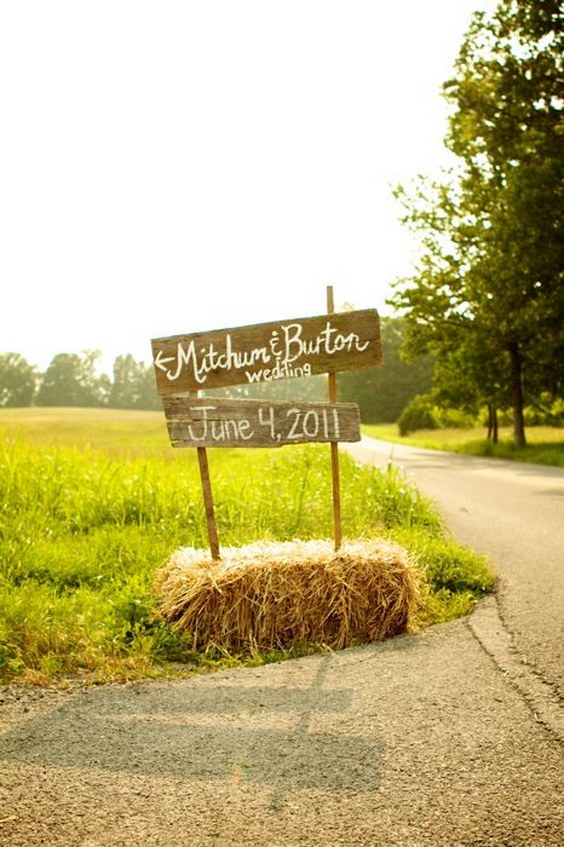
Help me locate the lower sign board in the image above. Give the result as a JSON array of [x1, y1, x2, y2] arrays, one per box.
[[162, 396, 361, 448]]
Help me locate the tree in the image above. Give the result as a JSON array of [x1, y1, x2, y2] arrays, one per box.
[[108, 355, 151, 409], [389, 0, 564, 447], [36, 350, 109, 407], [0, 353, 38, 407], [108, 355, 166, 410], [208, 375, 327, 403], [136, 364, 162, 410], [338, 318, 434, 422]]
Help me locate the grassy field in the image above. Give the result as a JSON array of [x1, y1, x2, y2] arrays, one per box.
[[363, 423, 564, 467], [0, 408, 494, 685]]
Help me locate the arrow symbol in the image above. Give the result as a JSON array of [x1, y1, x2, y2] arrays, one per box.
[[154, 349, 176, 373]]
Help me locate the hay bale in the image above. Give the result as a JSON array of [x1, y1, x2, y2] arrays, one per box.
[[155, 539, 421, 654]]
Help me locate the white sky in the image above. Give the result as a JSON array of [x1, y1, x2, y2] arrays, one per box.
[[1, 0, 497, 374]]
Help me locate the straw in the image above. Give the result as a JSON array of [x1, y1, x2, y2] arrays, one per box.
[[155, 538, 421, 654]]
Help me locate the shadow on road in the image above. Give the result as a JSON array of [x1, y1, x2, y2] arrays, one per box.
[[0, 656, 384, 808]]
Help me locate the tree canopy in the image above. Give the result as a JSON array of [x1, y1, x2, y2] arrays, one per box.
[[338, 317, 433, 423], [0, 353, 38, 407], [389, 0, 563, 446], [108, 354, 161, 410], [30, 350, 160, 409]]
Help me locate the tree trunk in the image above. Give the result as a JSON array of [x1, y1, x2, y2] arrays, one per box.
[[508, 343, 526, 448], [486, 403, 499, 443]]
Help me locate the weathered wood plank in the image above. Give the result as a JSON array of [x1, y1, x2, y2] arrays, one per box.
[[326, 286, 342, 551], [162, 396, 361, 448], [152, 309, 382, 395], [196, 444, 220, 559]]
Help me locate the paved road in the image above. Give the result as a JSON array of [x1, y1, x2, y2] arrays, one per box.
[[0, 439, 563, 846], [346, 437, 564, 694]]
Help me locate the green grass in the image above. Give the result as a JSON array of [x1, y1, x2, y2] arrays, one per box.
[[362, 424, 564, 467], [0, 408, 494, 685]]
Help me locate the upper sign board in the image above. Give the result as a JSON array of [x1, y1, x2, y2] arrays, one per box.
[[152, 309, 382, 395]]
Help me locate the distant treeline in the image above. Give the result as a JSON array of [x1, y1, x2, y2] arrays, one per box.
[[0, 350, 162, 410], [0, 319, 434, 422]]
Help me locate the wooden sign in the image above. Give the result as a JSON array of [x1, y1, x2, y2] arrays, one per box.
[[152, 294, 382, 558], [152, 309, 382, 396], [163, 396, 361, 449]]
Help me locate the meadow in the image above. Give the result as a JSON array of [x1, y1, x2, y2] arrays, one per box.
[[363, 423, 564, 467], [0, 408, 494, 685]]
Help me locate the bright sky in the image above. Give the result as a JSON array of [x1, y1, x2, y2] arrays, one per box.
[[1, 0, 497, 374]]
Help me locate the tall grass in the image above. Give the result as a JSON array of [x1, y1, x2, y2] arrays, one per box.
[[0, 409, 494, 684]]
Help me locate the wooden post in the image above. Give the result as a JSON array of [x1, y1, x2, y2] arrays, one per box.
[[326, 285, 342, 551], [191, 392, 220, 560]]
